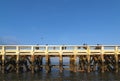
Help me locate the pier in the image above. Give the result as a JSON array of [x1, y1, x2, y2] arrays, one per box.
[[0, 45, 120, 73]]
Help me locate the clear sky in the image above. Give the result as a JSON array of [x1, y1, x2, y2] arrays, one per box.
[[0, 0, 120, 45]]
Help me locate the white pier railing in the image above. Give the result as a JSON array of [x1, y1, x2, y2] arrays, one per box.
[[0, 45, 120, 55]]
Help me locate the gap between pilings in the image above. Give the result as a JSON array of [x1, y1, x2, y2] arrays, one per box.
[[0, 54, 120, 74]]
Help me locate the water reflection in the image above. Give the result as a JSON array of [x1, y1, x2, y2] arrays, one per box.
[[0, 70, 120, 81], [0, 57, 120, 81]]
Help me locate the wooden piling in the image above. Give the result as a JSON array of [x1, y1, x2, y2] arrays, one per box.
[[78, 56, 81, 71], [115, 46, 118, 73], [16, 55, 19, 73], [59, 46, 63, 73], [16, 46, 19, 73], [87, 46, 90, 73], [59, 55, 63, 73], [70, 55, 74, 72], [45, 46, 51, 73], [39, 56, 43, 70], [80, 56, 86, 71], [31, 46, 34, 73], [73, 46, 77, 72], [73, 55, 77, 72], [2, 46, 5, 73], [46, 55, 50, 73], [101, 46, 104, 73], [31, 55, 34, 73], [93, 56, 96, 71]]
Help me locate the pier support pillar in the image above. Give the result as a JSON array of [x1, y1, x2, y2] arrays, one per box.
[[45, 45, 51, 73], [2, 46, 5, 73], [101, 46, 104, 73], [70, 55, 74, 72], [78, 56, 81, 71], [39, 56, 43, 70], [16, 55, 19, 73], [59, 55, 63, 73], [101, 54, 104, 73], [59, 46, 63, 73], [73, 55, 77, 72], [87, 55, 90, 73], [2, 55, 4, 73], [31, 55, 34, 74], [115, 55, 118, 73], [115, 46, 118, 73], [16, 46, 19, 74], [73, 47, 77, 72], [80, 56, 85, 71], [87, 46, 90, 73], [46, 55, 50, 73]]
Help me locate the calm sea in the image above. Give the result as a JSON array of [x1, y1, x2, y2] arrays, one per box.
[[0, 57, 120, 81], [0, 71, 120, 81]]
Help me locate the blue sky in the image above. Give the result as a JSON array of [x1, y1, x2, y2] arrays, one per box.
[[0, 0, 120, 45]]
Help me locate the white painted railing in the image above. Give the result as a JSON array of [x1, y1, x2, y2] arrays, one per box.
[[0, 45, 120, 55]]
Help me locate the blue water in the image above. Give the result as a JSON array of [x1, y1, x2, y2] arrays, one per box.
[[0, 57, 120, 81]]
